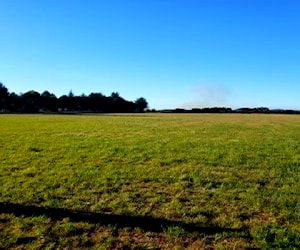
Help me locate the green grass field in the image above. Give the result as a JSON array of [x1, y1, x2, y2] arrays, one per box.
[[0, 114, 299, 249]]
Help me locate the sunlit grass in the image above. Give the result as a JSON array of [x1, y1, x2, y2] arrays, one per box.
[[0, 114, 299, 248]]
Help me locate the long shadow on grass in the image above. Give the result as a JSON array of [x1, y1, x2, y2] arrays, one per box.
[[0, 202, 249, 237]]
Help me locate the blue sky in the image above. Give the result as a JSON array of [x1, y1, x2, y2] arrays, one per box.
[[1, 0, 299, 109]]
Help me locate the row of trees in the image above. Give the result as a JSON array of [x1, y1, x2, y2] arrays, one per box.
[[1, 83, 298, 114], [0, 83, 148, 113], [160, 107, 300, 114]]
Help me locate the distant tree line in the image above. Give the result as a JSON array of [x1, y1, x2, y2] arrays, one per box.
[[158, 107, 300, 114], [0, 83, 148, 113], [1, 82, 299, 114]]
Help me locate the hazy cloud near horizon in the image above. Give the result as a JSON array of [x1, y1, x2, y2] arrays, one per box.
[[180, 83, 231, 109]]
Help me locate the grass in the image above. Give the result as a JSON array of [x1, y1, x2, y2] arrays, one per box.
[[0, 113, 299, 249]]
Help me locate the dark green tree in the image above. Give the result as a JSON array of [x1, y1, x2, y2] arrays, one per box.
[[135, 97, 148, 112], [22, 90, 41, 112], [41, 91, 58, 111], [0, 83, 9, 111], [8, 92, 21, 112]]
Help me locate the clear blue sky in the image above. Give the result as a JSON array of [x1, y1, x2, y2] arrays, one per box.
[[1, 0, 299, 110]]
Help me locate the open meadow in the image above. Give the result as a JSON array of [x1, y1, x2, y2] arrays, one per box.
[[0, 114, 299, 249]]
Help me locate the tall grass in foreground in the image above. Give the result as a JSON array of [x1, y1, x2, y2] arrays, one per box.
[[0, 114, 299, 249]]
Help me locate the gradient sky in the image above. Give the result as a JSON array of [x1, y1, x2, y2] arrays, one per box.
[[1, 0, 299, 110]]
